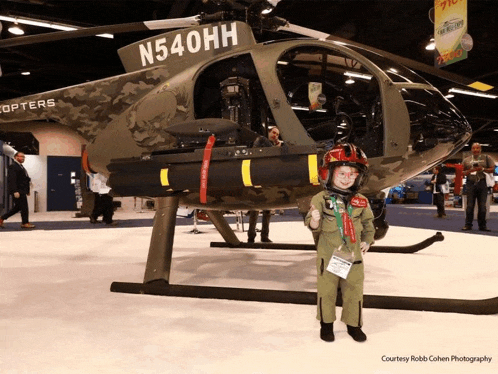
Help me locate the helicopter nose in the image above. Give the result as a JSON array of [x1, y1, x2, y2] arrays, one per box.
[[402, 89, 472, 153]]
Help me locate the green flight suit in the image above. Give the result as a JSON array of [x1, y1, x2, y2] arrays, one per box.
[[305, 190, 375, 327]]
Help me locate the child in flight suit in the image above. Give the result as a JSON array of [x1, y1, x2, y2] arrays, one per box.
[[305, 143, 375, 342]]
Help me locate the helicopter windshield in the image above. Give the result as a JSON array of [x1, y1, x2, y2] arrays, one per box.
[[347, 46, 430, 84], [276, 46, 383, 157], [401, 88, 470, 152]]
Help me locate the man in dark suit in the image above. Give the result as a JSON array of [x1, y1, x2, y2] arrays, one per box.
[[430, 166, 447, 218], [0, 152, 36, 229]]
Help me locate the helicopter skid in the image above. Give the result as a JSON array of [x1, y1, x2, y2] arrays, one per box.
[[209, 231, 444, 253], [110, 280, 498, 315], [111, 194, 491, 315]]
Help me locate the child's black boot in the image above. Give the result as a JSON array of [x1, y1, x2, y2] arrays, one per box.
[[347, 325, 367, 342], [320, 322, 334, 342]]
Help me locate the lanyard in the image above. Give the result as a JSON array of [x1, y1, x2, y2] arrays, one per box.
[[329, 196, 356, 245]]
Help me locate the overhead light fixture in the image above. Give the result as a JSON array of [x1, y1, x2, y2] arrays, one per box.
[[264, 0, 281, 12], [21, 71, 31, 75], [444, 93, 455, 99], [0, 15, 113, 38], [345, 78, 355, 84], [254, 0, 279, 15], [344, 71, 372, 80], [8, 23, 24, 35], [425, 38, 435, 51], [292, 106, 327, 113], [448, 88, 498, 99]]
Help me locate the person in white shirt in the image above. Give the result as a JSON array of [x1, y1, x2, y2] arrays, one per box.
[[88, 173, 115, 225]]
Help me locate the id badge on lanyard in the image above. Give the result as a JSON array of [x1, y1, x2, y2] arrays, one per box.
[[325, 196, 355, 279], [327, 245, 354, 279]]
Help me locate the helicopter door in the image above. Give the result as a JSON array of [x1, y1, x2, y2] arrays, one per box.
[[275, 46, 384, 157]]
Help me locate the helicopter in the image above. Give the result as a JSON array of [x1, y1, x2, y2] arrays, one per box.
[[0, 0, 495, 310]]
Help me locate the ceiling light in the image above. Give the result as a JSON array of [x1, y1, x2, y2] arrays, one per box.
[[21, 71, 31, 75], [0, 15, 113, 38], [255, 1, 279, 15], [345, 78, 355, 84], [425, 38, 435, 51], [344, 71, 372, 80], [292, 106, 327, 113], [8, 23, 24, 35], [448, 88, 498, 99], [444, 94, 454, 99], [261, 0, 281, 14]]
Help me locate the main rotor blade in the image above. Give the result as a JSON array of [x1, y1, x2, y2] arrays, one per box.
[[278, 22, 494, 92], [0, 15, 201, 48]]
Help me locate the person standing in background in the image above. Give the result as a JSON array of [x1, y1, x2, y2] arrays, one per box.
[[247, 126, 283, 243], [430, 166, 447, 218], [88, 173, 116, 225], [0, 152, 35, 229], [462, 143, 495, 231]]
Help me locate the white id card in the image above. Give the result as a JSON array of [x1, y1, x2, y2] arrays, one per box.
[[326, 255, 353, 279]]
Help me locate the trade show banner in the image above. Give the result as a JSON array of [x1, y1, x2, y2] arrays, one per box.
[[434, 0, 470, 68]]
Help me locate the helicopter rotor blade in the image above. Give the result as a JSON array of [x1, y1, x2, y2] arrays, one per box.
[[0, 15, 202, 49], [278, 22, 494, 92]]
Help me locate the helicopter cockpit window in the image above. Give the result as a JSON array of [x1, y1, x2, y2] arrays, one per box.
[[401, 89, 470, 152], [194, 53, 274, 148], [347, 46, 430, 84], [276, 46, 383, 157]]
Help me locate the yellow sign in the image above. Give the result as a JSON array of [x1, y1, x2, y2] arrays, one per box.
[[434, 0, 468, 67]]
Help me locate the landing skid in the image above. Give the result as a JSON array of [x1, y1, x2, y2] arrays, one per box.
[[210, 231, 445, 253], [110, 280, 498, 315], [110, 198, 495, 315]]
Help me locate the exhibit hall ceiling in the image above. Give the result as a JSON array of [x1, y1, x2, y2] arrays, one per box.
[[0, 0, 497, 153]]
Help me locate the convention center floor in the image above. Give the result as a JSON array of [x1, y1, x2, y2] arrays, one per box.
[[1, 204, 498, 374]]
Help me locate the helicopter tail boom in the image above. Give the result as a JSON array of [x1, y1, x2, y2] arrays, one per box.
[[0, 67, 169, 142]]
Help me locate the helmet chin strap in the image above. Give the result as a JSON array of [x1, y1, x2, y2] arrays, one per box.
[[332, 184, 349, 192], [326, 184, 354, 200]]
